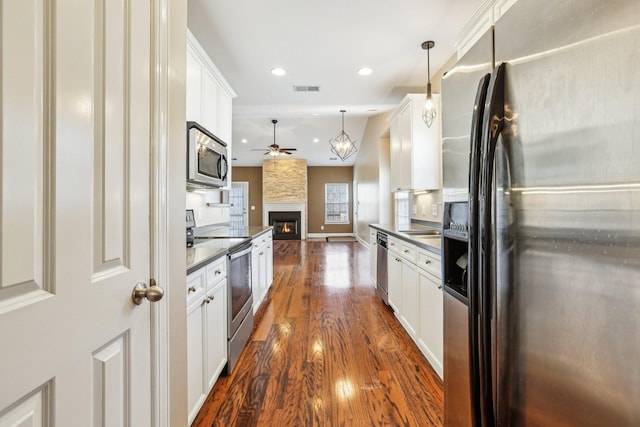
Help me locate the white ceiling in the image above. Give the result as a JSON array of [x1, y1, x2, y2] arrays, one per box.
[[187, 0, 483, 166]]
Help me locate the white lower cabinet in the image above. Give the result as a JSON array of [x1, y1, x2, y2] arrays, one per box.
[[369, 227, 377, 284], [186, 256, 227, 424], [205, 282, 227, 390], [388, 235, 418, 335], [387, 235, 444, 380], [388, 251, 403, 313], [186, 294, 205, 424], [252, 231, 274, 313], [265, 236, 273, 288], [251, 243, 261, 313], [418, 268, 444, 378], [400, 261, 418, 338]]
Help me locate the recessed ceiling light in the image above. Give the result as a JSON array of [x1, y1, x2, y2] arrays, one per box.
[[241, 138, 248, 143], [313, 138, 319, 143], [358, 67, 373, 76], [271, 68, 286, 76], [312, 113, 320, 116]]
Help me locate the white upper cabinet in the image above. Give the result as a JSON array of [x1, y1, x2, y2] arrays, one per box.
[[186, 47, 203, 124], [186, 30, 236, 187], [388, 94, 441, 192], [186, 30, 236, 145], [455, 0, 520, 58]]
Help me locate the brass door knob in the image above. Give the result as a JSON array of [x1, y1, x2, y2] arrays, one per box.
[[132, 280, 165, 305]]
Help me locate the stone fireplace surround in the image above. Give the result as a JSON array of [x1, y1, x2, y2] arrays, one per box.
[[263, 202, 306, 240]]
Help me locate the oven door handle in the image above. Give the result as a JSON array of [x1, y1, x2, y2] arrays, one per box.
[[228, 242, 253, 260]]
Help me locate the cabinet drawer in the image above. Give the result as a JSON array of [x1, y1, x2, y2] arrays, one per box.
[[389, 237, 416, 263], [206, 256, 227, 289], [417, 248, 441, 278], [186, 268, 206, 306], [253, 232, 272, 250]]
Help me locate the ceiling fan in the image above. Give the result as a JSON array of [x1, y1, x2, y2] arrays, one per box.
[[251, 119, 297, 157]]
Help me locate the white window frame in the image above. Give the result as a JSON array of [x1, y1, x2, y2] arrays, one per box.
[[324, 183, 350, 224], [395, 191, 410, 229]]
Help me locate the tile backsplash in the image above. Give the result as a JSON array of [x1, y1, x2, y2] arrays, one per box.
[[412, 191, 443, 223], [186, 189, 229, 227]]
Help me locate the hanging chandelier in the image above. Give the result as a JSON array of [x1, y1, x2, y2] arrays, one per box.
[[421, 40, 436, 128], [329, 110, 358, 161]]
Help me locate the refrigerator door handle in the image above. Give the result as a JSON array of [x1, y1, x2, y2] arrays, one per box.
[[478, 62, 506, 427], [468, 73, 491, 427]]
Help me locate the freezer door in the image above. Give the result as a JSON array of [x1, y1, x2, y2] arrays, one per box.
[[493, 0, 640, 425], [441, 29, 494, 202]]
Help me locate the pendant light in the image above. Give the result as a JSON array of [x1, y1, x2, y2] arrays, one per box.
[[421, 40, 436, 128], [329, 110, 358, 161]]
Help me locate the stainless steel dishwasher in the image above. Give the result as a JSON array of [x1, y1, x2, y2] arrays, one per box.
[[376, 231, 389, 304]]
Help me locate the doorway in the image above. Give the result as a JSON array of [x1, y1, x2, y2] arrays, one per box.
[[230, 182, 249, 229]]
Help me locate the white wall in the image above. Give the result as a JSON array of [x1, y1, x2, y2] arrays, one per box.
[[353, 112, 393, 242]]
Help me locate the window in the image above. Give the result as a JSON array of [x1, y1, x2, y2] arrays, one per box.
[[395, 191, 410, 229], [325, 183, 350, 224]]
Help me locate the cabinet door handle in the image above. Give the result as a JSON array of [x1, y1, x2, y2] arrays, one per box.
[[188, 286, 197, 293], [390, 243, 395, 246], [437, 284, 442, 290], [403, 249, 409, 254], [204, 295, 214, 304], [215, 269, 222, 275], [395, 257, 401, 262], [424, 260, 431, 265], [259, 252, 264, 256]]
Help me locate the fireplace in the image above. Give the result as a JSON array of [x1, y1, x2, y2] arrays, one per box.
[[269, 211, 302, 240], [264, 202, 306, 240]]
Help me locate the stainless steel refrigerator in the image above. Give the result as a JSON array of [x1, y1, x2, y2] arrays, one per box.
[[441, 0, 640, 425]]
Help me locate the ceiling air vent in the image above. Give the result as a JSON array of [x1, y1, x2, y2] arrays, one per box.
[[293, 85, 320, 92]]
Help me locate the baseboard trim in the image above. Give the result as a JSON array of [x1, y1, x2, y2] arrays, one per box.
[[307, 233, 354, 239]]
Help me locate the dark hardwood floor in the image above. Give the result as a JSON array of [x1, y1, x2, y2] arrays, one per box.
[[192, 240, 444, 426]]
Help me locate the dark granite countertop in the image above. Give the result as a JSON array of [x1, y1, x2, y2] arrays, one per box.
[[186, 226, 274, 274], [193, 225, 273, 239], [186, 237, 249, 275], [370, 223, 442, 255]]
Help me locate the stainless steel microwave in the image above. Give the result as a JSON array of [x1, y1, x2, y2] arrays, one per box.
[[187, 121, 228, 188]]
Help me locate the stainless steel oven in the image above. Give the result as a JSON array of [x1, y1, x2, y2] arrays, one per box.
[[226, 240, 253, 374], [187, 121, 228, 188]]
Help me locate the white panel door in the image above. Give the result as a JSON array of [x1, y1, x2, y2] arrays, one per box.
[[0, 0, 154, 425], [230, 182, 249, 229]]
